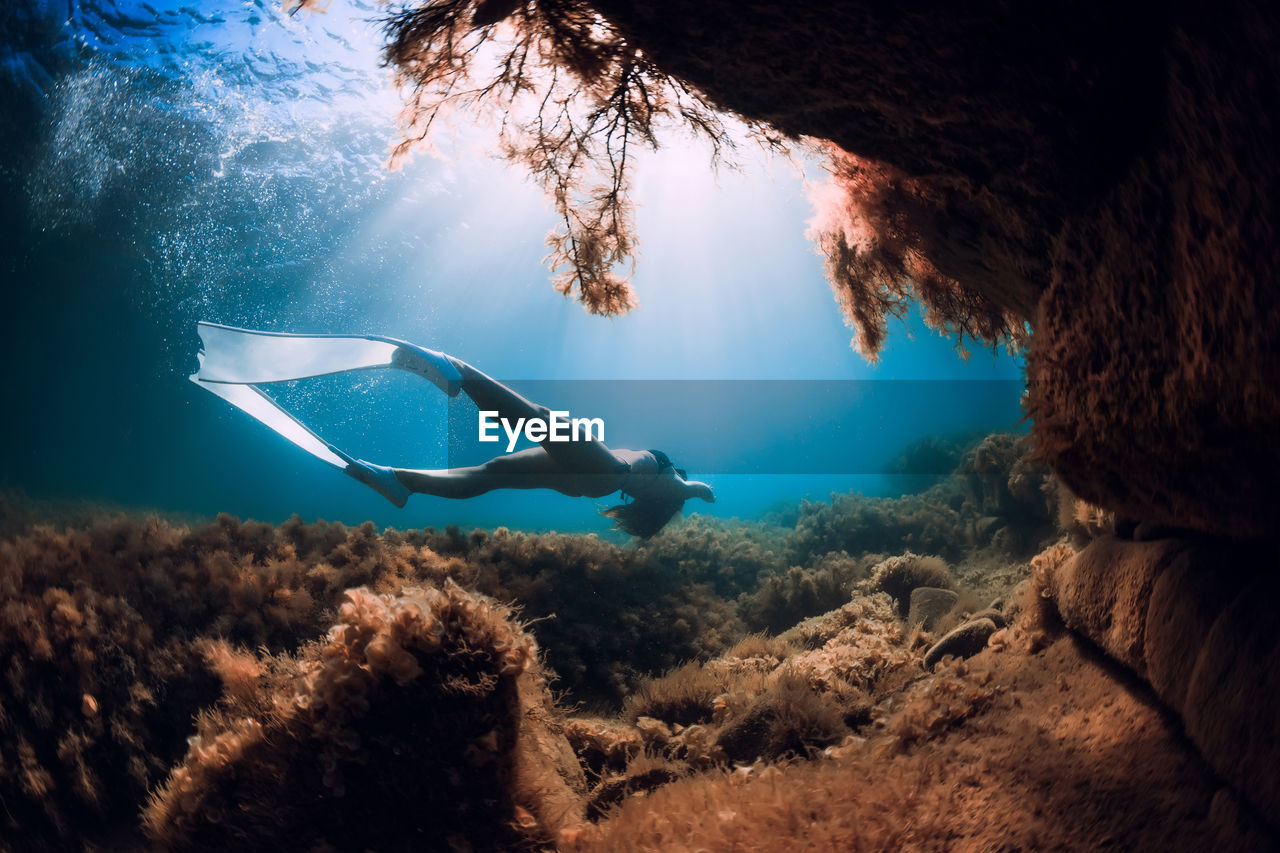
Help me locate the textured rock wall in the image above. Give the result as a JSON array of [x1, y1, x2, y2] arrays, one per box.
[[1045, 535, 1280, 827], [1027, 11, 1280, 537]]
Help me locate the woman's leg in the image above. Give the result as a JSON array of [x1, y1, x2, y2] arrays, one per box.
[[394, 447, 621, 499], [391, 465, 503, 500], [445, 358, 629, 478], [352, 349, 626, 506]]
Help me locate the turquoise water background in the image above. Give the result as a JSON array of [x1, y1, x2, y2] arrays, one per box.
[[0, 1, 1024, 536]]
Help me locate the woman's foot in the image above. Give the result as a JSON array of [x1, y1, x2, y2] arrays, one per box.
[[392, 344, 463, 396], [345, 459, 412, 508]]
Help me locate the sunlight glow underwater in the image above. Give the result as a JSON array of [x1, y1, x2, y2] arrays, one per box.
[[9, 0, 1026, 535]]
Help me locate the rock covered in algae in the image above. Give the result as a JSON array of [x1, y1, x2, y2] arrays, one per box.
[[143, 580, 585, 851], [858, 552, 957, 618]]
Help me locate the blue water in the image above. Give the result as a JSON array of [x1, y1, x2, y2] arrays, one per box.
[[0, 0, 1024, 536]]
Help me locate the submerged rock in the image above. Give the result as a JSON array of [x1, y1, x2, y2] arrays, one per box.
[[967, 607, 1007, 629], [861, 552, 957, 617], [1044, 535, 1280, 829], [563, 583, 1272, 851], [923, 618, 999, 668], [143, 582, 585, 851], [907, 586, 959, 631]]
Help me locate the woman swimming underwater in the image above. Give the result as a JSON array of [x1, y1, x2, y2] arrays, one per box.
[[190, 322, 714, 537]]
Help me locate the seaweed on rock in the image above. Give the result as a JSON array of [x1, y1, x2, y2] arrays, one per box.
[[736, 551, 878, 634], [786, 433, 1056, 568], [807, 146, 1023, 359], [0, 442, 1093, 849], [714, 669, 853, 762], [144, 582, 584, 851], [0, 513, 437, 847], [788, 491, 967, 565], [955, 433, 1056, 553], [391, 524, 746, 705], [2, 481, 1269, 850], [633, 516, 791, 598], [858, 552, 957, 619]]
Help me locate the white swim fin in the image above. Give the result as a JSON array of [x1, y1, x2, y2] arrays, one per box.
[[189, 322, 465, 507], [189, 377, 350, 468], [192, 321, 462, 396]]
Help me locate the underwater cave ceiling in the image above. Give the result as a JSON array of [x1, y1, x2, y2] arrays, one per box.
[[511, 0, 1279, 539], [586, 0, 1169, 315]]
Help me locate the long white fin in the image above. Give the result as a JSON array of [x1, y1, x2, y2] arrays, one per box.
[[190, 377, 351, 470], [192, 321, 400, 384], [189, 321, 460, 503]]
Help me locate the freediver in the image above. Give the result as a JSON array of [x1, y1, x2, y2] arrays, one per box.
[[189, 322, 714, 537]]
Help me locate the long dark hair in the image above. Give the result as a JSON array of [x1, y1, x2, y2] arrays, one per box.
[[601, 494, 684, 538], [601, 449, 684, 537]]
